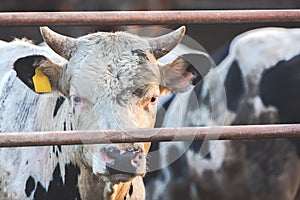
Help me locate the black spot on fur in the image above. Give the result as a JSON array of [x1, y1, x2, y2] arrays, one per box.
[[188, 140, 211, 160], [224, 61, 245, 112], [13, 55, 47, 91], [189, 140, 211, 159], [34, 182, 46, 200], [52, 146, 62, 158], [63, 121, 67, 131], [33, 163, 81, 200], [260, 54, 300, 123], [129, 183, 134, 196], [45, 165, 64, 199], [188, 140, 202, 154], [64, 163, 81, 199], [25, 176, 35, 197], [53, 97, 65, 118]]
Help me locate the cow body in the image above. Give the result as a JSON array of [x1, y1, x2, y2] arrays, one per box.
[[0, 27, 194, 199], [147, 27, 300, 200], [0, 40, 86, 199]]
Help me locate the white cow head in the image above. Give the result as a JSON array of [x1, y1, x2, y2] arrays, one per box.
[[14, 26, 196, 183]]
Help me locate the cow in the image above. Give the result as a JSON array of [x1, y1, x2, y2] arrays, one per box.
[[0, 26, 199, 199], [146, 27, 300, 200]]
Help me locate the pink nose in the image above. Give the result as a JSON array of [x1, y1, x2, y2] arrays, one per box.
[[102, 146, 144, 175]]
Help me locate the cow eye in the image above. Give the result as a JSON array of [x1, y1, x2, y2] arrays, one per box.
[[149, 96, 159, 106], [150, 97, 157, 103], [71, 96, 82, 103]]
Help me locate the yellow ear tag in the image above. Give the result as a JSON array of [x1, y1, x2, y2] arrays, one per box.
[[32, 68, 52, 93]]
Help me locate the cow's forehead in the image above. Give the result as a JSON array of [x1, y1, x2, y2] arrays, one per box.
[[68, 31, 153, 74], [66, 31, 160, 102], [77, 31, 150, 53]]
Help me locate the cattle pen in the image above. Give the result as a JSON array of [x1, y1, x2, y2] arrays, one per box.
[[1, 9, 300, 147]]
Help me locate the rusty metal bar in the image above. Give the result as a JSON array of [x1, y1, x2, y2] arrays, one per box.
[[0, 10, 300, 26], [1, 124, 300, 147]]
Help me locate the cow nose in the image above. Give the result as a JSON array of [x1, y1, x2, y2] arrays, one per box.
[[102, 146, 144, 175]]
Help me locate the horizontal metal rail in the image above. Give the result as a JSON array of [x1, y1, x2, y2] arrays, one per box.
[[0, 10, 300, 26], [1, 124, 300, 147]]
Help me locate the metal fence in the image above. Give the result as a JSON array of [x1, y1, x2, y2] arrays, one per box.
[[1, 124, 300, 147], [1, 10, 300, 147], [0, 10, 300, 26]]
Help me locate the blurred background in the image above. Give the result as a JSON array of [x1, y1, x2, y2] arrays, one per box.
[[0, 0, 300, 60]]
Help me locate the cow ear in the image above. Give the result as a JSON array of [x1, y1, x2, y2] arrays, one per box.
[[160, 57, 193, 94], [160, 54, 213, 93], [13, 55, 65, 94]]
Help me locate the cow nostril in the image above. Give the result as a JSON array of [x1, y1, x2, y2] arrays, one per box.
[[131, 151, 143, 167], [131, 160, 139, 167], [102, 146, 120, 165]]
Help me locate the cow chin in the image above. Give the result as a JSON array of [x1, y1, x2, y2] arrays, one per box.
[[94, 162, 145, 184], [105, 166, 146, 184], [102, 171, 146, 184], [108, 174, 136, 184]]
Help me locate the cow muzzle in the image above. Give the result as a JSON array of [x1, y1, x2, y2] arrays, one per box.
[[101, 146, 146, 183]]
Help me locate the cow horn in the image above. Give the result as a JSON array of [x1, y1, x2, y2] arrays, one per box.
[[40, 26, 76, 60], [148, 26, 186, 59]]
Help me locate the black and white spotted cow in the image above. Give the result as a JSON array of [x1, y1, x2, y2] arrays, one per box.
[[146, 27, 300, 200], [0, 26, 200, 200]]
